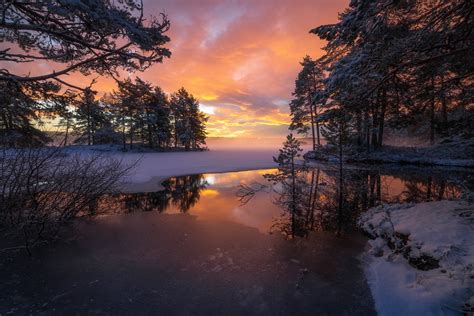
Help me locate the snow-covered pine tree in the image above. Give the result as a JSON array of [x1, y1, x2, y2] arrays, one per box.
[[289, 56, 326, 150], [148, 86, 173, 149], [170, 88, 190, 149], [170, 88, 208, 151], [188, 99, 208, 150], [311, 0, 473, 147], [106, 78, 189, 150]]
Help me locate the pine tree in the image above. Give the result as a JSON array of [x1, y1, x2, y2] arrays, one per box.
[[311, 0, 473, 147], [108, 78, 181, 150], [0, 81, 61, 147], [170, 88, 208, 150], [289, 56, 326, 150], [265, 134, 307, 238], [112, 78, 141, 150], [141, 85, 172, 149], [74, 87, 109, 146]]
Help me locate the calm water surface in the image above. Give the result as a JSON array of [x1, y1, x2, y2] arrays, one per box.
[[100, 166, 466, 234], [0, 166, 470, 315]]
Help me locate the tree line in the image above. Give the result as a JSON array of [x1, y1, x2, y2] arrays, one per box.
[[290, 0, 473, 151], [0, 78, 208, 151]]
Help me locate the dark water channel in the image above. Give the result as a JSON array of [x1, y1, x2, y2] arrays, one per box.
[[0, 166, 470, 315]]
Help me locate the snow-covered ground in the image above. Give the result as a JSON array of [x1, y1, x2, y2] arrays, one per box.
[[62, 138, 312, 192], [305, 138, 474, 168], [359, 200, 474, 315], [118, 149, 279, 192]]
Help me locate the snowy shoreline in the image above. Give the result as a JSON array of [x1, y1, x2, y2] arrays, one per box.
[[359, 200, 474, 315], [120, 165, 277, 193], [305, 140, 474, 168], [113, 149, 279, 192]]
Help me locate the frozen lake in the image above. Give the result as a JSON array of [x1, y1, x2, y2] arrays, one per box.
[[1, 165, 470, 314]]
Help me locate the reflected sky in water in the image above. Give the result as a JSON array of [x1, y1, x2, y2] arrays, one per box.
[[98, 167, 466, 234]]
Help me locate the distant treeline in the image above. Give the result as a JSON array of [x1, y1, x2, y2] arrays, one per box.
[[0, 78, 208, 151], [290, 1, 473, 151]]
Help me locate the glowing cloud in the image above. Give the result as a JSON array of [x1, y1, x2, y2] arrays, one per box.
[[1, 0, 347, 137]]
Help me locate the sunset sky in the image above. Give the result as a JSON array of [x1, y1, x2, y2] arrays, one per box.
[[9, 0, 348, 138]]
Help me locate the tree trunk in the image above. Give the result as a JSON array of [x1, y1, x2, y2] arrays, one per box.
[[430, 98, 436, 145], [306, 170, 315, 234], [291, 155, 296, 239], [378, 89, 386, 148], [64, 118, 69, 146], [371, 100, 379, 150], [376, 174, 381, 203], [430, 76, 436, 145], [356, 110, 362, 146], [122, 117, 126, 151], [309, 168, 320, 231], [309, 101, 316, 151], [174, 121, 178, 148], [148, 123, 153, 149], [316, 121, 320, 146], [337, 122, 344, 236], [87, 113, 91, 146], [440, 75, 448, 125], [365, 110, 371, 153]]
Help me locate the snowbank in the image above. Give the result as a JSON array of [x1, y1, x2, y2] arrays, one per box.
[[359, 200, 474, 315], [305, 139, 474, 168]]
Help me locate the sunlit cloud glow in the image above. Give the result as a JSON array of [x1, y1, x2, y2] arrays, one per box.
[[1, 0, 347, 137]]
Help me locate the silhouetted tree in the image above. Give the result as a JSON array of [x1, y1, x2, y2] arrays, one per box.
[[290, 56, 326, 150], [0, 81, 63, 146], [74, 87, 110, 145], [170, 88, 208, 150]]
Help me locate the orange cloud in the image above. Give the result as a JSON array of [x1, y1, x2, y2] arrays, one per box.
[[1, 0, 348, 137]]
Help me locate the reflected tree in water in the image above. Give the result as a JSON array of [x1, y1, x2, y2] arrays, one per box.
[[399, 175, 460, 203], [240, 162, 465, 239], [163, 174, 208, 212], [262, 134, 326, 238], [100, 174, 208, 214]]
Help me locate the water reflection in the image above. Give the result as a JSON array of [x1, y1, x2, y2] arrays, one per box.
[[258, 167, 465, 238], [99, 174, 208, 214], [95, 168, 467, 237]]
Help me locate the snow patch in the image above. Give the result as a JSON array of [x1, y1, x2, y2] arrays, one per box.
[[359, 200, 474, 315]]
